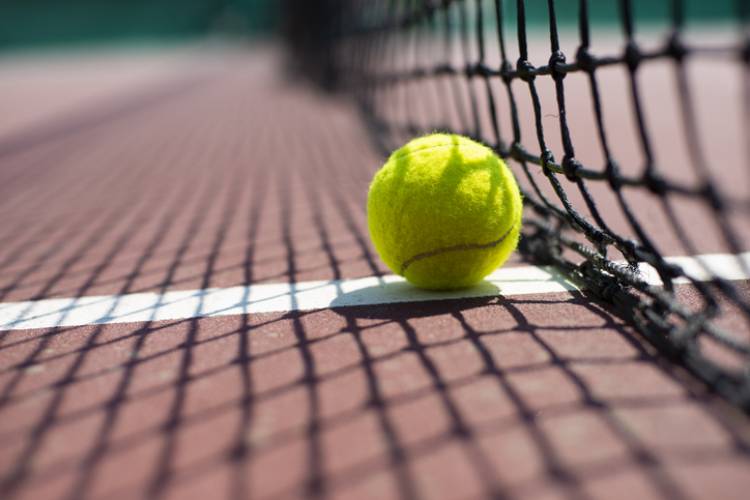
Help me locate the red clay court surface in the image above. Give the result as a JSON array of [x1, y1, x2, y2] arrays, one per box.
[[0, 44, 749, 500]]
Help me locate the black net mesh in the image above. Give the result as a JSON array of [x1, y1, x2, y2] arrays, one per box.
[[288, 0, 750, 411]]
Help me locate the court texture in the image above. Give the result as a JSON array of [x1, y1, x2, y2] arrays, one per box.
[[1, 1, 749, 499]]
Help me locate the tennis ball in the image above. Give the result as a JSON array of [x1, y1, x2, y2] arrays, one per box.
[[367, 133, 522, 290]]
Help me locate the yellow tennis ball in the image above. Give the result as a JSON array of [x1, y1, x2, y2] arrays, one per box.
[[367, 133, 522, 290]]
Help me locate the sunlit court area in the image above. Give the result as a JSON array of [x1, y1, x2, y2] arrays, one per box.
[[1, 1, 749, 499]]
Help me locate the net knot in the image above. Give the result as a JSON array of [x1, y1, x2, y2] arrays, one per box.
[[580, 261, 623, 300], [666, 34, 687, 62], [644, 171, 667, 195], [624, 41, 642, 71], [562, 155, 581, 181], [575, 46, 596, 73], [540, 149, 555, 171], [548, 50, 567, 80], [516, 59, 536, 82], [606, 160, 623, 190], [620, 239, 638, 258], [588, 231, 609, 248], [510, 141, 524, 160], [466, 62, 488, 77], [500, 60, 514, 83]]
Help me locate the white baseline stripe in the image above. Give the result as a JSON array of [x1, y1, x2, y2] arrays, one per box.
[[0, 252, 748, 332]]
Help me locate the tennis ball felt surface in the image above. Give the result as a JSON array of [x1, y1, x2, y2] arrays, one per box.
[[367, 133, 522, 290]]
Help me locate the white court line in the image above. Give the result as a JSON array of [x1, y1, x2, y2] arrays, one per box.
[[0, 252, 748, 332]]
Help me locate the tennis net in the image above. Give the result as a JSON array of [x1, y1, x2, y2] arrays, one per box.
[[285, 0, 750, 411]]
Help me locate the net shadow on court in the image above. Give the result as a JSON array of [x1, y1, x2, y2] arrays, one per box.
[[2, 290, 749, 499]]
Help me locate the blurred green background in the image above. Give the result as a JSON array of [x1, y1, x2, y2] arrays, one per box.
[[508, 0, 737, 28], [0, 0, 278, 51], [0, 0, 737, 53]]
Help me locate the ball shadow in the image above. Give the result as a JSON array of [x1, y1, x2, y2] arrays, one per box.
[[329, 279, 502, 319]]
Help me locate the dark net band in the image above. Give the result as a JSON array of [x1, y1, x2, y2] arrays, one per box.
[[286, 0, 750, 411]]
